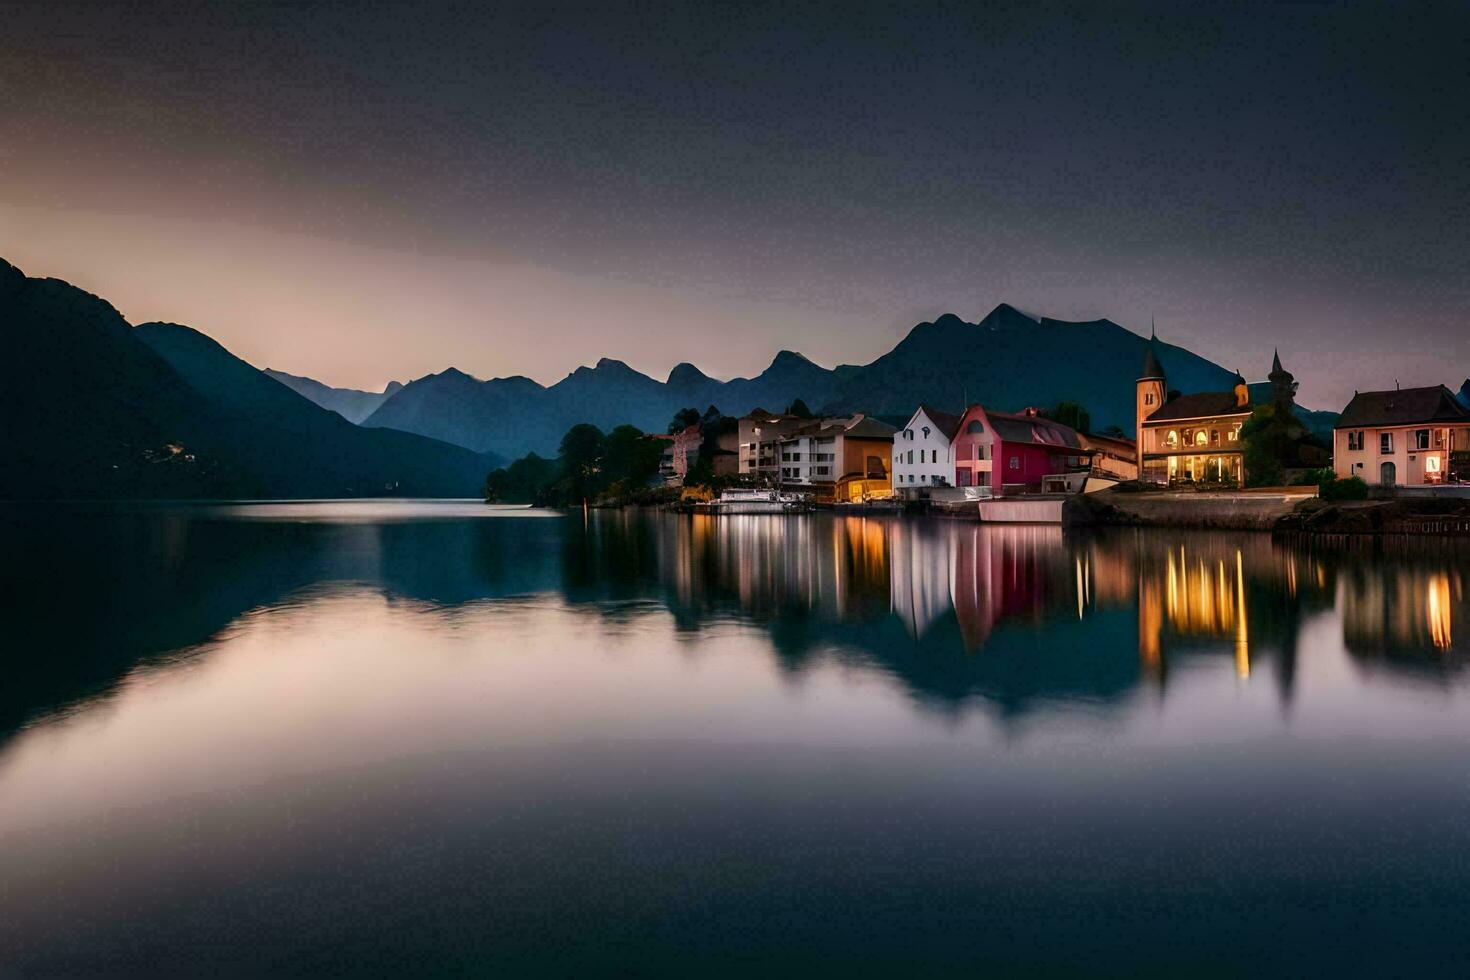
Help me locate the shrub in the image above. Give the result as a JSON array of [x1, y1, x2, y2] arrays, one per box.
[[1318, 474, 1368, 502]]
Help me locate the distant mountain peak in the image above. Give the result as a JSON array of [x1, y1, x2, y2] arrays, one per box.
[[769, 349, 816, 369], [668, 362, 710, 385]]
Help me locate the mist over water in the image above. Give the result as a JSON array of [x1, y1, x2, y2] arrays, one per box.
[[2, 502, 1468, 975]]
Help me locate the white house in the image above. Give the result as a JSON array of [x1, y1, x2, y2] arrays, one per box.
[[892, 405, 962, 496], [1333, 385, 1470, 487]]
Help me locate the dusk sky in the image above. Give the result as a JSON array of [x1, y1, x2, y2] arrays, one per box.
[[3, 1, 1466, 410]]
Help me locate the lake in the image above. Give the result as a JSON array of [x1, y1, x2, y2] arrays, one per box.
[[2, 501, 1469, 975]]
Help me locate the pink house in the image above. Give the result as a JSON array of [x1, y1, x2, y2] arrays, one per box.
[[950, 406, 1092, 493]]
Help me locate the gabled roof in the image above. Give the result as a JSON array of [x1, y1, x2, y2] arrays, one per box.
[[780, 414, 898, 441], [1145, 390, 1249, 423], [987, 412, 1084, 449], [910, 404, 963, 441], [1335, 385, 1470, 429]]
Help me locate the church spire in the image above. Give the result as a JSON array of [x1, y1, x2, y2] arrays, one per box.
[[1272, 348, 1283, 375]]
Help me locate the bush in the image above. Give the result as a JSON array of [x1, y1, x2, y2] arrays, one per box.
[[1318, 474, 1368, 502]]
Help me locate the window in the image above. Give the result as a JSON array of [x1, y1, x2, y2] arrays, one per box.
[[966, 420, 985, 435], [907, 450, 914, 464], [1228, 426, 1240, 442], [1144, 392, 1157, 406], [1347, 431, 1362, 451], [1380, 433, 1393, 454], [1166, 430, 1179, 447], [921, 426, 930, 439], [1415, 429, 1430, 450], [1195, 430, 1208, 447], [904, 429, 913, 440], [1009, 456, 1020, 471], [1211, 429, 1220, 446], [814, 466, 830, 476]]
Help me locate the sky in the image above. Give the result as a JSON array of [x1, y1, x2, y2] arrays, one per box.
[[2, 0, 1466, 410]]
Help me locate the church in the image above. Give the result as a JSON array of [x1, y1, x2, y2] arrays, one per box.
[[1135, 342, 1297, 487]]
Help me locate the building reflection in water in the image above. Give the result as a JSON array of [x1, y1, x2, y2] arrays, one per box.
[[1339, 556, 1464, 673], [583, 514, 1470, 714]]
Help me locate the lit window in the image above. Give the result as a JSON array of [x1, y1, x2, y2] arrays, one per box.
[[1009, 456, 1020, 470], [1166, 430, 1179, 447]]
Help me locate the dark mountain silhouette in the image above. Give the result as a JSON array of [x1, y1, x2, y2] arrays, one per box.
[[136, 322, 501, 496], [0, 256, 497, 499], [1, 258, 243, 498], [264, 369, 403, 423], [828, 306, 1241, 429], [355, 303, 1328, 458]]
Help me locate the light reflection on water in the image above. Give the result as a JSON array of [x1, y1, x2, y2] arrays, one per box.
[[1, 502, 1469, 975]]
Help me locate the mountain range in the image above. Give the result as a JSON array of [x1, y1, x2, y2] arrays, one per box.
[[312, 304, 1330, 460], [3, 252, 1355, 500], [1, 257, 498, 499], [264, 369, 403, 423]]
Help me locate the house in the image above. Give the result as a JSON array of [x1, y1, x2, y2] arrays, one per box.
[[951, 405, 1093, 494], [891, 405, 963, 497], [1078, 431, 1138, 482], [1333, 385, 1470, 487], [653, 424, 705, 485], [1136, 345, 1300, 486], [773, 414, 897, 500], [737, 409, 808, 478]]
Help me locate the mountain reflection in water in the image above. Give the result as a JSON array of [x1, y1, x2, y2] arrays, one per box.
[[2, 503, 1467, 736], [4, 502, 1470, 976]]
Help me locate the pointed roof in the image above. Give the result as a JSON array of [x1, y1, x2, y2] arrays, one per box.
[[1271, 348, 1284, 375], [913, 404, 963, 441], [1138, 341, 1165, 382]]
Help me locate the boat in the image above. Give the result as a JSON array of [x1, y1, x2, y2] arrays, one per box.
[[698, 488, 810, 514]]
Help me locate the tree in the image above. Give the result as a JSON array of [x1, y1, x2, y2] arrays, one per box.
[[1040, 401, 1091, 434], [1240, 406, 1288, 488], [483, 452, 557, 504], [786, 398, 813, 418], [601, 424, 663, 488], [668, 407, 701, 433], [558, 423, 605, 504]]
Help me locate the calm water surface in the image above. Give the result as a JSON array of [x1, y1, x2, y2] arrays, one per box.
[[2, 501, 1469, 975]]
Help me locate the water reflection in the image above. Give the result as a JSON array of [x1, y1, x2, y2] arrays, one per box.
[[6, 503, 1470, 975], [4, 504, 1469, 737]]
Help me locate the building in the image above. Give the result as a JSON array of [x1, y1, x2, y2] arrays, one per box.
[[773, 414, 897, 500], [950, 405, 1093, 494], [1078, 431, 1138, 482], [737, 409, 808, 479], [1333, 385, 1470, 487], [652, 424, 706, 485], [1136, 344, 1294, 486], [891, 405, 963, 497]]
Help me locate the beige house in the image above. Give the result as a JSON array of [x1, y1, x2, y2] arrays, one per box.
[[737, 409, 807, 478], [1333, 386, 1470, 487]]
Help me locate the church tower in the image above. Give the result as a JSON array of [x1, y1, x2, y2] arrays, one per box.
[[1268, 349, 1297, 417], [1136, 326, 1166, 466]]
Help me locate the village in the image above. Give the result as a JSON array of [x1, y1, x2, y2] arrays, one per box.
[[649, 342, 1470, 529]]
